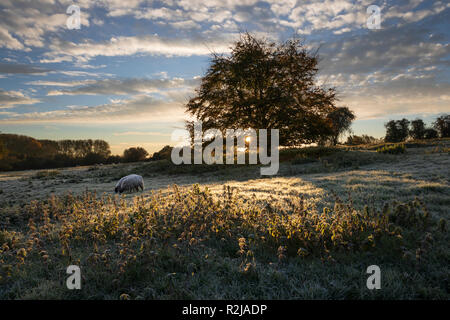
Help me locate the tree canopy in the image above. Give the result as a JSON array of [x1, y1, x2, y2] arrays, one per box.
[[186, 33, 348, 146], [326, 106, 355, 145], [123, 147, 149, 163], [385, 119, 410, 142], [410, 119, 426, 140], [433, 114, 450, 138], [0, 134, 113, 171], [384, 115, 447, 143]]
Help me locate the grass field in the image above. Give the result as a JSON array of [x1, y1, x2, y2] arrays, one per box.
[[0, 141, 449, 299]]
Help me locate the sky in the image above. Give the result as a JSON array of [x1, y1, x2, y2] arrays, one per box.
[[0, 0, 449, 155]]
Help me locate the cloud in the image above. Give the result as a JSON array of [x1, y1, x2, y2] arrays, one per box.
[[110, 141, 169, 155], [42, 34, 232, 63], [344, 90, 450, 120], [169, 20, 201, 29], [113, 131, 171, 136], [0, 0, 449, 127], [271, 0, 450, 35], [54, 70, 113, 77], [44, 77, 200, 96], [0, 89, 40, 109], [0, 63, 50, 74], [321, 72, 450, 120], [0, 0, 90, 50], [99, 0, 145, 17], [314, 15, 450, 100], [1, 0, 447, 57], [115, 0, 258, 22], [26, 80, 97, 87], [0, 94, 186, 123], [385, 1, 449, 23], [0, 26, 25, 50]]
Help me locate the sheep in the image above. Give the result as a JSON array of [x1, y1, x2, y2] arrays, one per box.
[[114, 174, 144, 194]]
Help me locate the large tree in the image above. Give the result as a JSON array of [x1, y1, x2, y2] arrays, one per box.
[[186, 33, 344, 146]]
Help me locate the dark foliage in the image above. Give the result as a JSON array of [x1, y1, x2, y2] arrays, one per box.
[[410, 119, 426, 140], [0, 133, 114, 171], [345, 134, 380, 145], [150, 145, 173, 161], [433, 114, 450, 138], [123, 147, 149, 163], [384, 116, 449, 142], [385, 119, 410, 142], [376, 144, 406, 154], [423, 128, 438, 139], [325, 106, 355, 145], [186, 33, 349, 146]]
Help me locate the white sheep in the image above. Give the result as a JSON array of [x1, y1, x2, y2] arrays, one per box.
[[114, 174, 144, 194]]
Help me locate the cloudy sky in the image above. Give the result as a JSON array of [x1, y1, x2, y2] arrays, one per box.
[[0, 0, 449, 154]]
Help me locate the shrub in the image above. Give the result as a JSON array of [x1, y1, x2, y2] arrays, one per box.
[[345, 134, 381, 145], [0, 185, 444, 299], [376, 144, 406, 154]]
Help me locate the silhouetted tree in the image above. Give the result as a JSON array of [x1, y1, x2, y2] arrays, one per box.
[[123, 147, 148, 163], [423, 128, 438, 139], [93, 140, 111, 158], [433, 114, 450, 138], [385, 119, 410, 142], [410, 119, 426, 140], [0, 133, 112, 171], [151, 145, 173, 161], [385, 120, 398, 142], [186, 33, 344, 146], [399, 119, 410, 140], [326, 107, 355, 145]]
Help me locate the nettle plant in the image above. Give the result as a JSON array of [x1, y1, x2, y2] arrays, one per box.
[[0, 184, 444, 298], [376, 143, 406, 154]]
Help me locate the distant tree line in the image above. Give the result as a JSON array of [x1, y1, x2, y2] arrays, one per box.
[[0, 133, 150, 171], [384, 114, 449, 143]]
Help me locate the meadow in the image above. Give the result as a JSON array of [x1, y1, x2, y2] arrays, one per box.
[[0, 140, 449, 299]]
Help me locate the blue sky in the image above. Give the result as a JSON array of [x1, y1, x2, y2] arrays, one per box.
[[0, 0, 449, 155]]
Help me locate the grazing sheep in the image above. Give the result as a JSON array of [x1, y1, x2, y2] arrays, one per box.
[[114, 174, 144, 194]]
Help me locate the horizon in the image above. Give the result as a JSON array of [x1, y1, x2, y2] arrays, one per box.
[[0, 0, 449, 155]]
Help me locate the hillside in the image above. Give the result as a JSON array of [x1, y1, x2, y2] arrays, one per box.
[[0, 142, 448, 299]]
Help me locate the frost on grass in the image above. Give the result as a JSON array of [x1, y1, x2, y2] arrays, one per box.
[[0, 185, 447, 299], [0, 145, 448, 299]]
